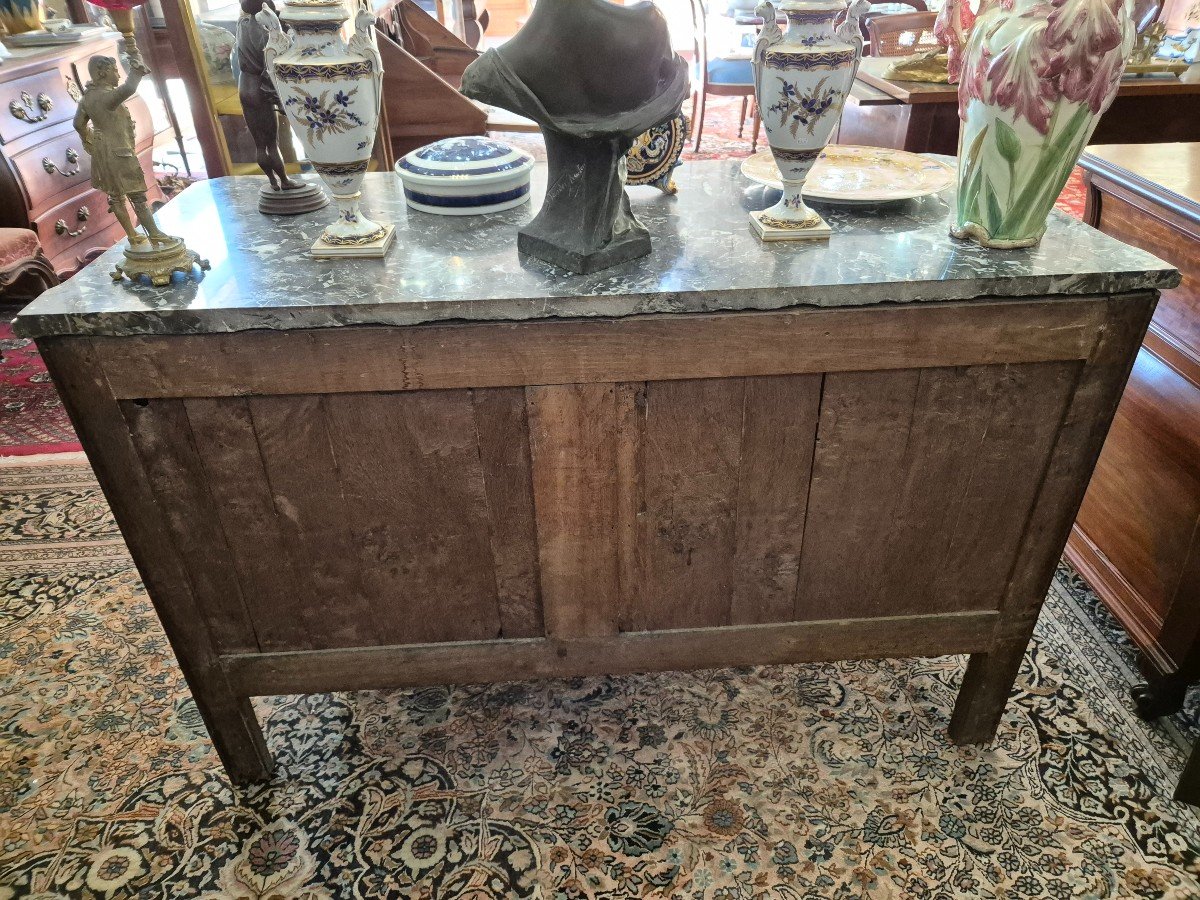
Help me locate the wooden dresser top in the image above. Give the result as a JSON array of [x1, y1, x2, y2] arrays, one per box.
[[1081, 143, 1200, 225]]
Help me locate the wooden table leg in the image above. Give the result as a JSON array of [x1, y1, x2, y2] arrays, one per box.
[[949, 295, 1157, 745], [1176, 740, 1200, 806], [38, 338, 274, 785], [949, 643, 1030, 744]]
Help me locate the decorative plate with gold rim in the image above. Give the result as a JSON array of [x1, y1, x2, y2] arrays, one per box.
[[741, 146, 955, 204]]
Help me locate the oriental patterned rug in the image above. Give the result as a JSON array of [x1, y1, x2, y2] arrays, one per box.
[[2, 461, 1198, 897], [0, 320, 80, 457]]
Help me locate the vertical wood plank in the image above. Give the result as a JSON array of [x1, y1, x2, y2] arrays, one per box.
[[322, 390, 502, 644], [248, 394, 376, 649], [632, 377, 746, 631], [527, 383, 621, 639], [931, 362, 1081, 611], [794, 369, 923, 621], [868, 365, 1005, 614], [472, 387, 543, 638], [184, 397, 313, 651], [42, 338, 271, 784], [121, 398, 260, 654], [950, 295, 1157, 744], [731, 375, 822, 625], [796, 364, 1083, 621]]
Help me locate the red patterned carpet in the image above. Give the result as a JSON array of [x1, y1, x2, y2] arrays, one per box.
[[0, 319, 81, 457], [0, 113, 1086, 457]]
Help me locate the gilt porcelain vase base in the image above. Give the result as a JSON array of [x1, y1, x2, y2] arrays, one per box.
[[749, 208, 832, 242], [112, 238, 210, 286], [258, 181, 329, 216], [311, 224, 396, 259]]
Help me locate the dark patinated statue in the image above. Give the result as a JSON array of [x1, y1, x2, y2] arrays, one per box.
[[237, 0, 327, 214], [460, 0, 689, 273]]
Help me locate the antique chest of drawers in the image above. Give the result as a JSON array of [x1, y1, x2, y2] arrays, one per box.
[[0, 37, 163, 277]]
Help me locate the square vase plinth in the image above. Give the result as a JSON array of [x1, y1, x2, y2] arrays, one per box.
[[310, 225, 396, 259], [749, 209, 832, 242]]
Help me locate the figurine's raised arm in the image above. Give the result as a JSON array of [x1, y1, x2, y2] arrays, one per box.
[[109, 59, 146, 107]]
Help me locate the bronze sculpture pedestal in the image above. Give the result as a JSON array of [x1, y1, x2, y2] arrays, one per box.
[[257, 181, 328, 215], [111, 238, 209, 286]]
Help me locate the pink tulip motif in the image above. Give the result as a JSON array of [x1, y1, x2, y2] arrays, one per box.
[[947, 0, 1134, 247]]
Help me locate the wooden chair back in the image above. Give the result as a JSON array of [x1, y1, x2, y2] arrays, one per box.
[[867, 10, 939, 57]]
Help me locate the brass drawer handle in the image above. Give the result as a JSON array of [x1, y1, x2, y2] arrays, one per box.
[[65, 76, 82, 103], [9, 91, 53, 124], [55, 205, 89, 237], [43, 147, 80, 176]]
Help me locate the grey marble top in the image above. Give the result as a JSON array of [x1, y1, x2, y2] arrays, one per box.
[[15, 160, 1179, 339]]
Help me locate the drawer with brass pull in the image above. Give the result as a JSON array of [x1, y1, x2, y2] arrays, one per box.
[[11, 124, 94, 205], [0, 68, 76, 144], [55, 203, 90, 237], [33, 147, 164, 271], [35, 187, 115, 260]]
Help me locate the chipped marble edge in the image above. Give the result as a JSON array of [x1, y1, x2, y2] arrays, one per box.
[[12, 269, 1182, 339]]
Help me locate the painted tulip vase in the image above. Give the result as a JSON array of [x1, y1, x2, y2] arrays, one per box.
[[950, 0, 1135, 248], [259, 0, 395, 257], [750, 0, 868, 241]]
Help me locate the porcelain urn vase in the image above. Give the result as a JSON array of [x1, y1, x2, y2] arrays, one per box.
[[949, 0, 1135, 248], [259, 0, 394, 257], [750, 0, 868, 241]]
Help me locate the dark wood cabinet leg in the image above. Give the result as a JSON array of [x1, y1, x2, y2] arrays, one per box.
[[1131, 677, 1189, 720], [948, 643, 1026, 745], [1176, 741, 1200, 807], [1131, 651, 1193, 720]]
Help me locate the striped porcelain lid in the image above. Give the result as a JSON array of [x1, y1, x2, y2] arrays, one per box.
[[396, 137, 535, 185]]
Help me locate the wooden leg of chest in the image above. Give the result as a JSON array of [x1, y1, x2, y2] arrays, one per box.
[[38, 338, 274, 784], [950, 295, 1155, 744]]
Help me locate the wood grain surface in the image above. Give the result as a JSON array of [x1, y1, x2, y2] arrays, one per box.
[[44, 290, 1155, 783]]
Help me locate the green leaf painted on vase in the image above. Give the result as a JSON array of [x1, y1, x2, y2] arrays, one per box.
[[998, 104, 1092, 238], [957, 124, 989, 226], [994, 120, 1022, 166], [984, 178, 1003, 235]]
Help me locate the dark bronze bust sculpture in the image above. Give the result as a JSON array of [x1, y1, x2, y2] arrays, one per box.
[[237, 0, 327, 214], [460, 0, 689, 273]]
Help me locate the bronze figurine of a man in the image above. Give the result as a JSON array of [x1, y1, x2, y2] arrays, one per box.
[[73, 54, 173, 248]]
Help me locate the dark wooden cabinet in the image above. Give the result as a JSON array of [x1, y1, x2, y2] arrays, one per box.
[[1067, 144, 1200, 724], [0, 39, 163, 278]]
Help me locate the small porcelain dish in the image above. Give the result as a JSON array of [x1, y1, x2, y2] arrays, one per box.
[[395, 137, 536, 216]]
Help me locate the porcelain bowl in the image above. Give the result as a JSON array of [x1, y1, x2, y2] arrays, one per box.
[[396, 137, 535, 216]]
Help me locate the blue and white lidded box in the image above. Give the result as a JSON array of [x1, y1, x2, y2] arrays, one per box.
[[395, 137, 535, 216]]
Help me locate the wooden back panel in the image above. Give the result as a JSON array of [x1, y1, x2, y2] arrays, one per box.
[[111, 306, 1094, 655]]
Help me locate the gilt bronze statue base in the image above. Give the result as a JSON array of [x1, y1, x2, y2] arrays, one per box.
[[112, 237, 210, 286]]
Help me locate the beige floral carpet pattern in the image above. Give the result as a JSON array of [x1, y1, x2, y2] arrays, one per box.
[[1, 458, 1199, 898]]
